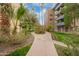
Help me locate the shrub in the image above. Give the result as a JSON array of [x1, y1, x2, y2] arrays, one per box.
[[55, 44, 79, 56], [0, 32, 10, 43], [34, 24, 45, 34], [55, 44, 72, 56], [0, 31, 30, 45], [53, 32, 79, 56], [9, 32, 29, 45], [46, 25, 53, 32]]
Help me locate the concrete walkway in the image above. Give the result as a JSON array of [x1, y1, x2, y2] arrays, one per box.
[[27, 32, 58, 56]]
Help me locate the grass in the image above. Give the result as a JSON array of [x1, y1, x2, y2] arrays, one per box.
[[8, 44, 32, 56], [52, 32, 79, 46], [51, 31, 79, 56]]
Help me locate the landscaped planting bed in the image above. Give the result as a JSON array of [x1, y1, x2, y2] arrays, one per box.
[[51, 32, 79, 56], [0, 32, 34, 56], [55, 44, 73, 56], [8, 44, 32, 56]]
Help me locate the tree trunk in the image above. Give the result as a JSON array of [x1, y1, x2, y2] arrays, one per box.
[[12, 20, 18, 35], [73, 17, 76, 31]]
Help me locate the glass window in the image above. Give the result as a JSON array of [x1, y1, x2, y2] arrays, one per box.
[[50, 14, 53, 16], [50, 19, 52, 21]]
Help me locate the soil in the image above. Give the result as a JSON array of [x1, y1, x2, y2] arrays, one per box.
[[0, 34, 34, 56]]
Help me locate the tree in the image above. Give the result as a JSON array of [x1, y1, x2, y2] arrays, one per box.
[[20, 7, 38, 34], [12, 4, 26, 34], [0, 3, 13, 35], [61, 3, 79, 31]]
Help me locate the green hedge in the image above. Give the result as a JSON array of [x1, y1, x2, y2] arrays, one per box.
[[52, 32, 79, 46]]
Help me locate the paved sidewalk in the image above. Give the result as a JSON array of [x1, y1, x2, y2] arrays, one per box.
[[27, 32, 58, 56]]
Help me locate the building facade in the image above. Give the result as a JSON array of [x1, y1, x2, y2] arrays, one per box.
[[44, 9, 55, 30], [53, 3, 79, 32], [53, 3, 66, 32]]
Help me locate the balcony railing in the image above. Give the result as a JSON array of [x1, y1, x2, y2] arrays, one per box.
[[56, 22, 65, 26], [55, 10, 61, 15], [56, 15, 64, 20], [55, 3, 62, 10]]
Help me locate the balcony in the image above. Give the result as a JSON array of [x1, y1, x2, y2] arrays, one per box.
[[56, 22, 65, 26], [55, 10, 61, 15], [56, 15, 64, 20], [55, 4, 62, 10]]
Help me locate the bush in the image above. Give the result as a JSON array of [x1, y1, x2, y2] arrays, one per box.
[[0, 34, 10, 43], [55, 44, 72, 56], [9, 32, 30, 45], [46, 25, 53, 32], [0, 31, 30, 45], [52, 32, 79, 56], [55, 44, 79, 56], [34, 24, 45, 34]]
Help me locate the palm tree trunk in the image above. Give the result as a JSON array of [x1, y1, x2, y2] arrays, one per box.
[[12, 20, 18, 35]]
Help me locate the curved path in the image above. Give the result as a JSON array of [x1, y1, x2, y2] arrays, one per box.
[[27, 32, 58, 56]]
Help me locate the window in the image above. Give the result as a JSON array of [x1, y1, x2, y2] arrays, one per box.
[[57, 14, 60, 17], [50, 14, 53, 16], [61, 19, 64, 22], [50, 19, 52, 21]]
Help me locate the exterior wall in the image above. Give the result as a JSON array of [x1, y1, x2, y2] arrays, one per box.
[[53, 3, 79, 32], [44, 9, 55, 30], [54, 3, 65, 32]]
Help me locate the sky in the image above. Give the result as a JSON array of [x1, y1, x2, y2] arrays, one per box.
[[24, 3, 55, 25]]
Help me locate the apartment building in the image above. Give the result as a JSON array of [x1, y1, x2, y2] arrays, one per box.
[[53, 3, 65, 32], [44, 9, 55, 30], [53, 3, 79, 32], [53, 3, 70, 32]]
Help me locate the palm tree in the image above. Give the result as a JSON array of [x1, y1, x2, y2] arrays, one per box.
[[0, 3, 13, 35], [12, 4, 26, 34]]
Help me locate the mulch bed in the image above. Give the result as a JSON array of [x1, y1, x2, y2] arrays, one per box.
[[0, 34, 34, 56]]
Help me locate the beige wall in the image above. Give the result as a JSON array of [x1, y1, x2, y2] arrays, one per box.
[[44, 9, 55, 28]]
